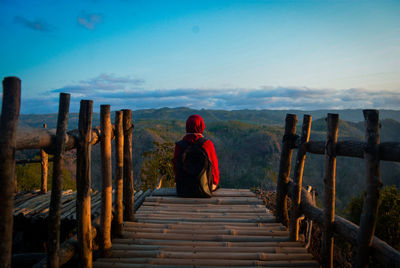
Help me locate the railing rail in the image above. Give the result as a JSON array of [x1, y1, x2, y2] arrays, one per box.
[[276, 111, 400, 268]]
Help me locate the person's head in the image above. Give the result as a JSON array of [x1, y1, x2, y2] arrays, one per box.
[[186, 114, 205, 134]]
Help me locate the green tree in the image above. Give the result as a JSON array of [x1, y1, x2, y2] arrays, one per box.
[[140, 141, 175, 190], [345, 185, 400, 250], [16, 157, 76, 191]]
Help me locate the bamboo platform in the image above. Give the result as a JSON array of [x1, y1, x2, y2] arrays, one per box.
[[13, 189, 149, 220], [94, 188, 319, 267]]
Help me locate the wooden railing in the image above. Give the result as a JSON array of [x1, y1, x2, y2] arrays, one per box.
[[0, 77, 135, 267], [276, 112, 400, 268]]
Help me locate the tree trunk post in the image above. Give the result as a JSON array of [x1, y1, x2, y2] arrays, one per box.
[[321, 113, 339, 268], [354, 109, 382, 268], [290, 114, 312, 241], [100, 105, 112, 257], [115, 111, 124, 235], [123, 109, 134, 221], [276, 114, 297, 226], [41, 123, 48, 194], [47, 93, 70, 268], [0, 76, 21, 267], [76, 100, 93, 268]]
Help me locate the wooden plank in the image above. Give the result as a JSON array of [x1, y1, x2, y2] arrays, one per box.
[[95, 258, 319, 267], [136, 211, 271, 217], [144, 196, 263, 205], [134, 217, 276, 224], [152, 188, 255, 197], [124, 222, 284, 230], [110, 250, 314, 260], [122, 232, 289, 242], [112, 239, 302, 248], [138, 206, 268, 212], [134, 189, 152, 211], [111, 244, 307, 253], [141, 203, 266, 208], [124, 221, 282, 228], [123, 227, 288, 236]]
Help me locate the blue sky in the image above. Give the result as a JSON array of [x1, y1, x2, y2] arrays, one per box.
[[1, 0, 399, 114]]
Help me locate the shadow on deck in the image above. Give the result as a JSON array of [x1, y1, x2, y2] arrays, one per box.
[[94, 188, 318, 267]]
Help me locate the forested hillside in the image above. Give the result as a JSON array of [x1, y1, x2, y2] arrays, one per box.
[[16, 108, 400, 211]]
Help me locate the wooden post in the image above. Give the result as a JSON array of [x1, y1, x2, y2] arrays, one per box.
[[41, 123, 48, 194], [321, 113, 339, 268], [100, 105, 112, 257], [123, 109, 134, 221], [276, 114, 297, 226], [354, 110, 382, 268], [289, 114, 312, 241], [115, 111, 124, 236], [76, 100, 93, 268], [47, 93, 70, 268], [0, 76, 21, 266]]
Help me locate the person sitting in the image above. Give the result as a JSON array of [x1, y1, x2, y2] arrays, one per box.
[[173, 114, 219, 197]]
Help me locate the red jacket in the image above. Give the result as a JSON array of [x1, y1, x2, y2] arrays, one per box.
[[173, 115, 220, 185]]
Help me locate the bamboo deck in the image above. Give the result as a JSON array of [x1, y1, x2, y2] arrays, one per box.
[[94, 188, 319, 267], [13, 189, 148, 220]]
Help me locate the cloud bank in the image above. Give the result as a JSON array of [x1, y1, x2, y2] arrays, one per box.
[[19, 73, 400, 114], [14, 16, 56, 32]]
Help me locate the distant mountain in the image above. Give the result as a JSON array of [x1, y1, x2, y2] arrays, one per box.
[[16, 108, 400, 211], [18, 108, 400, 129]]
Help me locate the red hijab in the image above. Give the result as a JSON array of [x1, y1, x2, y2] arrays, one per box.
[[184, 115, 205, 142]]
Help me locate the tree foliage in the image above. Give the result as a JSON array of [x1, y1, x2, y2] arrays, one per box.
[[16, 155, 76, 191], [345, 185, 400, 250], [140, 141, 175, 190]]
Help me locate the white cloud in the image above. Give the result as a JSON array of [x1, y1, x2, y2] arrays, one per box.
[[24, 73, 400, 113]]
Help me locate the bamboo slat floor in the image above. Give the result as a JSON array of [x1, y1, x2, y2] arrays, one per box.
[[94, 188, 319, 267], [13, 189, 149, 221]]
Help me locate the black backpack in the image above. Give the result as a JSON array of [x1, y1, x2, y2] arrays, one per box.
[[175, 138, 213, 198]]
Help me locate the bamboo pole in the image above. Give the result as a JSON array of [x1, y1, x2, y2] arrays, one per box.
[[276, 114, 297, 226], [321, 113, 339, 268], [47, 93, 70, 268], [354, 110, 382, 268], [100, 105, 112, 257], [115, 111, 124, 236], [76, 100, 93, 268], [111, 244, 306, 253], [0, 76, 21, 267], [290, 114, 311, 241], [41, 123, 49, 194], [123, 109, 134, 221]]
